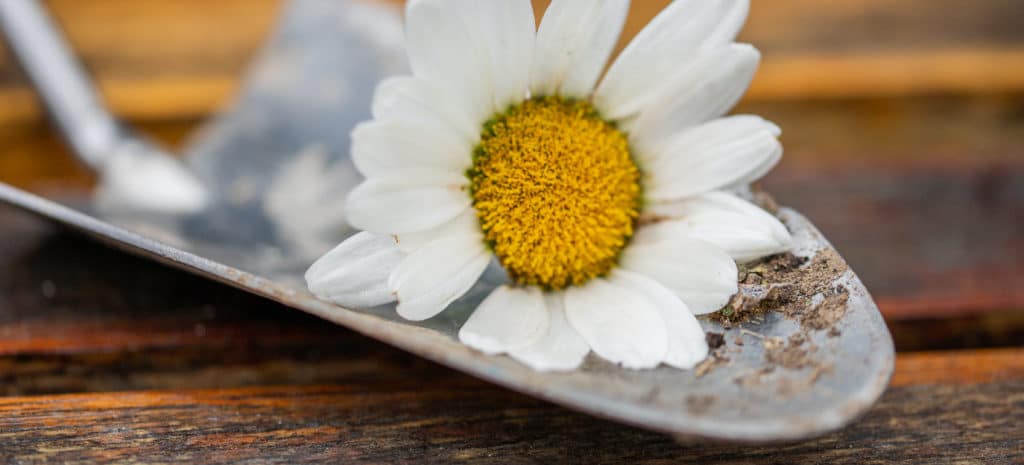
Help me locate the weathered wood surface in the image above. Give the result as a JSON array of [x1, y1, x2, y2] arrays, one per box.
[[2, 0, 1022, 324], [1, 201, 1023, 463], [4, 130, 1021, 322], [1, 206, 1021, 392], [6, 93, 1024, 189], [2, 0, 1024, 125], [1, 1, 1023, 462], [0, 381, 1021, 465], [763, 160, 1024, 320], [892, 349, 1024, 388]]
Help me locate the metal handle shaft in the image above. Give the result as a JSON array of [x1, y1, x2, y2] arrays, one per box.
[[0, 0, 122, 169]]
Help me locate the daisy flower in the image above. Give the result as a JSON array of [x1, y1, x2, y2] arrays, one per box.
[[306, 0, 792, 371]]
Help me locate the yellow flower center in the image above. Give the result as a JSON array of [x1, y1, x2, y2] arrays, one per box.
[[469, 97, 641, 290]]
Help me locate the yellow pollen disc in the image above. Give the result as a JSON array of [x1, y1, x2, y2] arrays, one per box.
[[469, 97, 641, 290]]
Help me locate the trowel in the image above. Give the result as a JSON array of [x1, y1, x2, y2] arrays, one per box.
[[0, 0, 893, 442]]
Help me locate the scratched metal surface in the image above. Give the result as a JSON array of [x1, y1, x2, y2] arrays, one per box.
[[0, 0, 894, 442]]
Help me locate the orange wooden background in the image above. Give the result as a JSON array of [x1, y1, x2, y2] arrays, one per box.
[[1, 1, 1022, 462]]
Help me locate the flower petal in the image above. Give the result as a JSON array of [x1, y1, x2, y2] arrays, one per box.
[[351, 119, 472, 178], [345, 169, 470, 235], [305, 232, 405, 308], [463, 0, 535, 111], [643, 191, 793, 262], [371, 76, 479, 146], [620, 237, 738, 315], [459, 286, 549, 355], [564, 278, 668, 369], [509, 293, 591, 371], [393, 208, 480, 254], [611, 270, 709, 369], [531, 0, 630, 98], [627, 44, 760, 155], [595, 0, 749, 120], [725, 140, 784, 190], [405, 0, 533, 123], [642, 115, 782, 199], [388, 233, 490, 321], [404, 0, 490, 124]]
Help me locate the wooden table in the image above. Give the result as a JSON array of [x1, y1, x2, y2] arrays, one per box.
[[2, 1, 1023, 463], [2, 203, 1023, 464]]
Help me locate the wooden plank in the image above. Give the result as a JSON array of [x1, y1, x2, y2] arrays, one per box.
[[893, 348, 1024, 387], [0, 0, 281, 125], [0, 211, 344, 356], [762, 159, 1024, 320], [4, 331, 1022, 396], [2, 203, 1023, 396], [1, 190, 1022, 462], [2, 0, 1024, 125], [0, 381, 1020, 464], [738, 95, 1024, 164], [5, 148, 1022, 321], [5, 93, 1024, 192], [753, 49, 1024, 100], [887, 312, 1024, 352]]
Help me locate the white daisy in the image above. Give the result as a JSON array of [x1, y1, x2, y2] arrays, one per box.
[[306, 0, 792, 371]]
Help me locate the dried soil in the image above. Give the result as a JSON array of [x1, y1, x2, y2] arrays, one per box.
[[710, 249, 850, 334]]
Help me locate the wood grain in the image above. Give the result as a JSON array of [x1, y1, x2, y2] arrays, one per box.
[[1, 183, 1023, 462], [0, 0, 280, 125], [5, 123, 1022, 322], [893, 348, 1024, 387], [0, 381, 1020, 464], [2, 0, 1024, 125], [886, 311, 1024, 352], [763, 159, 1024, 320], [6, 92, 1024, 189], [0, 1, 1023, 460], [1, 203, 1022, 393]]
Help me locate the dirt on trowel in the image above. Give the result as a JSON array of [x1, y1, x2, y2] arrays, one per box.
[[710, 249, 850, 335], [764, 333, 816, 370], [732, 331, 833, 393], [694, 345, 730, 378], [694, 192, 853, 382]]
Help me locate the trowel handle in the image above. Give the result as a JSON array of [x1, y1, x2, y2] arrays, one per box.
[[0, 0, 123, 170]]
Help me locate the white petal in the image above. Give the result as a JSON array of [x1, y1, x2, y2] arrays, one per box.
[[620, 237, 738, 315], [611, 270, 709, 369], [393, 209, 480, 254], [371, 76, 479, 146], [462, 0, 535, 111], [351, 119, 472, 178], [404, 0, 491, 125], [405, 0, 533, 123], [564, 279, 668, 369], [643, 191, 792, 262], [459, 286, 549, 355], [388, 233, 490, 321], [725, 139, 784, 189], [643, 115, 782, 199], [702, 0, 751, 50], [305, 232, 405, 308], [509, 294, 590, 371], [531, 0, 630, 98], [595, 0, 749, 120], [345, 169, 470, 235], [627, 44, 760, 155]]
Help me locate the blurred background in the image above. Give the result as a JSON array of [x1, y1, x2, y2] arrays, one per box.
[[0, 0, 1021, 372]]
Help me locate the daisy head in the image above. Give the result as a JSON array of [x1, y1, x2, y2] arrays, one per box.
[[306, 0, 792, 371]]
